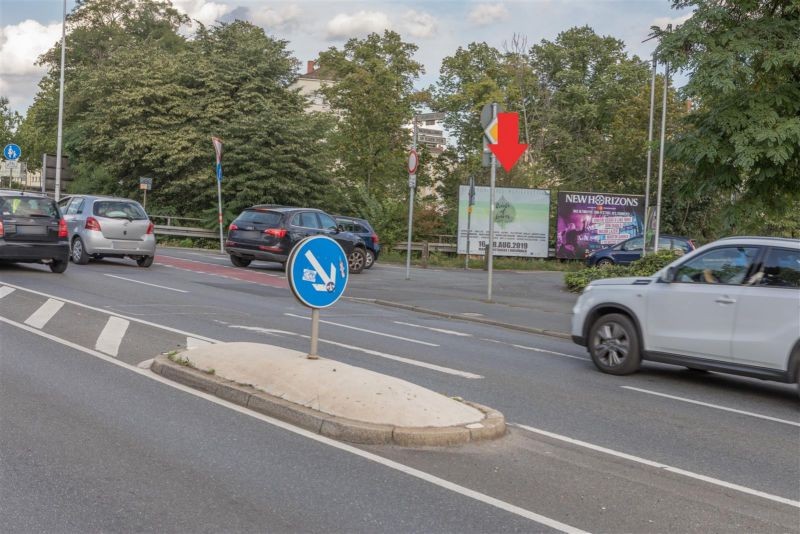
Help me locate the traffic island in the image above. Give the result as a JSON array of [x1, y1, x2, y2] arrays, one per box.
[[151, 342, 505, 447]]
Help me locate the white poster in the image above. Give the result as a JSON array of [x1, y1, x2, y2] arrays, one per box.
[[457, 186, 550, 258]]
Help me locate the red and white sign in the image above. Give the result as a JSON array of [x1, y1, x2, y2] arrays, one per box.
[[407, 149, 419, 174]]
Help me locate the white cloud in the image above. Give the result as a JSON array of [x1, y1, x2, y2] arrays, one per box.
[[172, 0, 233, 27], [0, 19, 62, 113], [401, 10, 437, 39], [249, 4, 302, 29], [326, 11, 392, 40], [651, 12, 692, 30], [467, 3, 509, 26]]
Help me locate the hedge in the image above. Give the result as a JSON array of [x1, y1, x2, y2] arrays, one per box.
[[564, 250, 683, 293]]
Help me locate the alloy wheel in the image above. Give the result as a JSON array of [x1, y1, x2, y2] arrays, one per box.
[[592, 322, 630, 367]]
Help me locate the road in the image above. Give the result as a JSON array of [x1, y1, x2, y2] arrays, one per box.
[[1, 248, 798, 533]]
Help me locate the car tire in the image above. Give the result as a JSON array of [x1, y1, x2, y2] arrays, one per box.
[[588, 313, 641, 375], [50, 259, 68, 273], [71, 237, 89, 265], [364, 249, 376, 269], [348, 247, 366, 274], [136, 255, 154, 268], [230, 255, 251, 268], [596, 258, 614, 268]]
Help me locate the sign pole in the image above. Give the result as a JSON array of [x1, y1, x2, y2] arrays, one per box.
[[211, 137, 225, 254], [465, 175, 474, 269], [309, 308, 320, 360], [405, 116, 418, 281], [643, 52, 657, 257], [487, 103, 497, 302], [54, 0, 66, 201], [143, 188, 147, 210], [655, 57, 669, 253]]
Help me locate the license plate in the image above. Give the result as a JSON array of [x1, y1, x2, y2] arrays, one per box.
[[112, 241, 139, 250], [16, 226, 47, 235]]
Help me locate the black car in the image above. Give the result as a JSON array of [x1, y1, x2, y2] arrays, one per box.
[[225, 206, 368, 273], [585, 234, 696, 267], [0, 190, 70, 273], [334, 215, 380, 269]]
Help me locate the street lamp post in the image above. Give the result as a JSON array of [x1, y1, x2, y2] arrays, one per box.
[[54, 0, 67, 201]]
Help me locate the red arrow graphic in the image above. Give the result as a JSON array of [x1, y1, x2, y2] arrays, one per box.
[[489, 112, 527, 172]]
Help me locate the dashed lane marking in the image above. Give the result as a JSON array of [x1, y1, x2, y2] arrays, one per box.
[[482, 338, 587, 361], [285, 313, 439, 347], [24, 298, 64, 329], [393, 321, 473, 337], [95, 316, 130, 357], [104, 274, 189, 293]]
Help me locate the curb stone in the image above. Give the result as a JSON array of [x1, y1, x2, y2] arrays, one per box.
[[151, 356, 505, 447], [346, 297, 572, 341]]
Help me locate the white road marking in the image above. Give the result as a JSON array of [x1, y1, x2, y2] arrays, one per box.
[[24, 298, 64, 329], [104, 274, 189, 293], [0, 281, 218, 344], [94, 316, 130, 357], [622, 386, 800, 428], [0, 286, 15, 299], [187, 337, 212, 349], [512, 423, 800, 509], [0, 315, 585, 534], [230, 325, 482, 379], [394, 321, 472, 337], [285, 312, 439, 347], [482, 338, 587, 361]]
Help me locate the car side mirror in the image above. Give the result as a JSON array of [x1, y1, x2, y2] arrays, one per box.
[[663, 266, 677, 283]]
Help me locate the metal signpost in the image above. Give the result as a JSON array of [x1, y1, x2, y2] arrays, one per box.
[[2, 144, 21, 188], [405, 146, 419, 281], [465, 175, 475, 269], [139, 177, 153, 209], [211, 137, 224, 253], [54, 0, 67, 201], [481, 103, 499, 301], [286, 236, 349, 359]]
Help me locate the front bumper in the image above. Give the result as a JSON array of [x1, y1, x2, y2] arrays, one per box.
[[0, 240, 70, 262]]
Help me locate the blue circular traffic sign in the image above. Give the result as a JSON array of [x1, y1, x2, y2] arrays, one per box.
[[3, 143, 21, 161], [287, 235, 349, 309]]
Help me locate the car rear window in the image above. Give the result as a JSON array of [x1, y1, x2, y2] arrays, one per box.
[[93, 200, 147, 220], [236, 210, 282, 227], [0, 196, 59, 218]]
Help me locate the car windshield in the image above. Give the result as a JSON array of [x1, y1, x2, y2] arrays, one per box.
[[0, 196, 59, 218], [93, 200, 147, 220]]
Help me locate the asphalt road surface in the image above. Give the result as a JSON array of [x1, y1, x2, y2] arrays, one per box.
[[1, 248, 798, 533]]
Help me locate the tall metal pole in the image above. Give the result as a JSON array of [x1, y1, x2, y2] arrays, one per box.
[[465, 175, 474, 269], [54, 0, 67, 201], [654, 59, 669, 253], [405, 116, 417, 280], [216, 174, 224, 253], [487, 103, 497, 302], [643, 52, 657, 256]]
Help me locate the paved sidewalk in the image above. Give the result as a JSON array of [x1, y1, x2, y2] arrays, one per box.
[[346, 263, 577, 336]]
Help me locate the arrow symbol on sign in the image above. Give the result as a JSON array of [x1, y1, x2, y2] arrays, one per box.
[[305, 250, 336, 292], [488, 112, 528, 172]]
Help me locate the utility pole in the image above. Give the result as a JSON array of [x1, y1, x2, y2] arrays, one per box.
[[643, 52, 657, 256], [654, 37, 670, 253], [54, 0, 66, 201]]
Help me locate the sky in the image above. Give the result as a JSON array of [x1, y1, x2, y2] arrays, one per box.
[[0, 0, 692, 116]]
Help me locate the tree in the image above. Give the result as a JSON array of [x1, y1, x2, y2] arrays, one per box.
[[0, 97, 22, 148], [655, 0, 800, 228]]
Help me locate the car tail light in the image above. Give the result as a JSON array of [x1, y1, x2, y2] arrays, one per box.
[[0, 220, 4, 238], [371, 233, 379, 245], [58, 219, 68, 238], [146, 221, 154, 235], [264, 228, 287, 238], [229, 223, 239, 231], [85, 217, 102, 231]]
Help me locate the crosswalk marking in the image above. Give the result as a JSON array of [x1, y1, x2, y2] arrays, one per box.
[[95, 316, 130, 357], [0, 286, 15, 299], [24, 298, 64, 329]]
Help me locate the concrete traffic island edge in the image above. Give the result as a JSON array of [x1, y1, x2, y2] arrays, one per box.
[[150, 355, 506, 447]]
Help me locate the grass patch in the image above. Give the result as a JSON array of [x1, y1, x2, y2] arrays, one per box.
[[167, 351, 192, 367], [380, 249, 582, 272], [157, 236, 220, 250]]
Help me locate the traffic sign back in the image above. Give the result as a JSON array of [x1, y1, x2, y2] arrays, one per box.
[[287, 236, 349, 308]]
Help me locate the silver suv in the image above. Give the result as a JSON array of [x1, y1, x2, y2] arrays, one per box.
[[58, 195, 156, 267], [571, 236, 800, 391]]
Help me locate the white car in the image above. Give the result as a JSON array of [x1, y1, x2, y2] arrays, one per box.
[[571, 236, 800, 389]]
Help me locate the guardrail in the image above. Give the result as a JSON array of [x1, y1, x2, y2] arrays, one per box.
[[150, 215, 218, 239]]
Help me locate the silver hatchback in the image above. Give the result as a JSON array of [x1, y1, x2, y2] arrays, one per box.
[[58, 195, 156, 267]]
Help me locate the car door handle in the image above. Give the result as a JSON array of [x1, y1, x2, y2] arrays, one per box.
[[715, 297, 736, 304]]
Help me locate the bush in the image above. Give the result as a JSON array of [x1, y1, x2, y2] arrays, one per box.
[[564, 250, 683, 293]]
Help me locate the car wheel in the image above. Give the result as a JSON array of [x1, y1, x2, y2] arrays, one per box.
[[136, 255, 154, 268], [348, 247, 366, 274], [230, 255, 251, 268], [364, 249, 376, 269], [50, 259, 68, 273], [71, 237, 89, 265], [588, 313, 641, 375], [596, 258, 614, 268]]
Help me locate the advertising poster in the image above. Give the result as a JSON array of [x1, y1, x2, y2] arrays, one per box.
[[556, 191, 645, 259], [457, 186, 550, 258]]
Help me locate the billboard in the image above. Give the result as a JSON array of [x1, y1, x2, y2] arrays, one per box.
[[556, 192, 645, 259], [457, 186, 550, 258]]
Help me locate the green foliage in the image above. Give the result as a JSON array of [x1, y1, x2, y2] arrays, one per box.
[[655, 0, 800, 229], [564, 250, 683, 292], [0, 97, 22, 148]]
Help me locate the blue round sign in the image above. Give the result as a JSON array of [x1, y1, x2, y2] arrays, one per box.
[[3, 143, 21, 161], [287, 235, 349, 309]]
